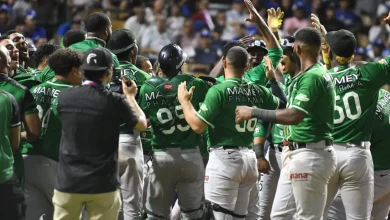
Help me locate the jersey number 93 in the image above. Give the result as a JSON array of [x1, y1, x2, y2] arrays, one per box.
[[157, 105, 190, 134]]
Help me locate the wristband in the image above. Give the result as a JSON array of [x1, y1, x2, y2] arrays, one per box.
[[322, 50, 330, 65], [269, 78, 277, 83], [254, 143, 265, 158], [251, 108, 277, 123], [271, 28, 279, 33]]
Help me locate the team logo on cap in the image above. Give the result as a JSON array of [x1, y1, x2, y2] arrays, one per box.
[[87, 53, 97, 64]]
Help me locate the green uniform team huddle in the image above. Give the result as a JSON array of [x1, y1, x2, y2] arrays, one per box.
[[2, 2, 390, 220]]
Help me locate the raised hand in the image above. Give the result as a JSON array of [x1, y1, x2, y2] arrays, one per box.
[[239, 35, 255, 45], [122, 78, 138, 97], [311, 13, 328, 48], [244, 0, 261, 24], [178, 81, 195, 104], [267, 7, 284, 31], [264, 56, 276, 79]]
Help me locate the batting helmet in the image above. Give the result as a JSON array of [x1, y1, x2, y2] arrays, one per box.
[[158, 44, 187, 78]]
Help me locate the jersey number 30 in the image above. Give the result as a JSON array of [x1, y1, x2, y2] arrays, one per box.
[[334, 91, 362, 124], [157, 106, 190, 134]]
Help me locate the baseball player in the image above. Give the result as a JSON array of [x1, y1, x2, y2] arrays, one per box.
[[138, 44, 209, 220], [256, 36, 301, 220], [179, 44, 283, 219], [0, 36, 40, 187], [107, 28, 151, 220], [326, 89, 390, 219], [26, 48, 83, 220], [210, 2, 283, 88], [315, 17, 390, 218], [236, 27, 336, 220]]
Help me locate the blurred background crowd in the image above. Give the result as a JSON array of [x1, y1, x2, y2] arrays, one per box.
[[1, 0, 389, 74]]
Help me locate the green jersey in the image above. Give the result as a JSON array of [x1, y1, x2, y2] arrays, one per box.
[[139, 74, 209, 147], [197, 78, 280, 147], [38, 38, 121, 83], [215, 48, 283, 86], [0, 74, 38, 183], [284, 63, 335, 143], [0, 90, 20, 183], [330, 59, 390, 142], [370, 89, 390, 170], [30, 79, 72, 160]]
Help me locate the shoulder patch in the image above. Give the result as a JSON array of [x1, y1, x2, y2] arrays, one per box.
[[295, 93, 309, 102], [378, 59, 388, 65], [200, 103, 208, 111]]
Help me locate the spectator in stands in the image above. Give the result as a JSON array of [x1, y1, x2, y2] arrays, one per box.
[[335, 0, 360, 29], [213, 11, 227, 36], [136, 55, 154, 76], [283, 1, 310, 36], [141, 15, 172, 61], [52, 47, 147, 220], [369, 38, 387, 61], [0, 4, 13, 34], [167, 5, 185, 38], [280, 0, 293, 18], [55, 16, 83, 46], [354, 47, 368, 62], [377, 1, 390, 18], [321, 2, 346, 32], [177, 19, 200, 57], [22, 9, 47, 47], [233, 23, 246, 40], [369, 13, 390, 43], [145, 0, 167, 24], [62, 29, 86, 48], [192, 0, 214, 31], [124, 6, 149, 44], [193, 30, 218, 72], [223, 0, 249, 41]]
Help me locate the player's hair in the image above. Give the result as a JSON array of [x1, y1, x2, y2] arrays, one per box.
[[85, 12, 111, 33], [116, 48, 133, 61], [136, 55, 149, 69], [0, 34, 10, 42], [84, 70, 107, 82], [63, 29, 86, 48], [4, 30, 18, 36], [32, 43, 60, 68], [226, 46, 249, 70], [335, 55, 354, 65], [294, 27, 321, 47], [223, 40, 245, 57], [48, 48, 83, 77]]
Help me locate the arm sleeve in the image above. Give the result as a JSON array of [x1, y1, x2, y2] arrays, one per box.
[[51, 98, 60, 120], [269, 79, 287, 108], [254, 120, 268, 138], [257, 85, 280, 110], [117, 95, 140, 128], [193, 78, 210, 103], [8, 93, 21, 127], [290, 74, 321, 114], [23, 90, 38, 115], [360, 56, 390, 89], [196, 87, 222, 129]]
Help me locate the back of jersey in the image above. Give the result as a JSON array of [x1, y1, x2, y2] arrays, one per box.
[[331, 60, 390, 142], [139, 74, 208, 147], [198, 78, 279, 147]]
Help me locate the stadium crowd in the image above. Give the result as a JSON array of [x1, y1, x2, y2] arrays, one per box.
[[1, 0, 390, 220]]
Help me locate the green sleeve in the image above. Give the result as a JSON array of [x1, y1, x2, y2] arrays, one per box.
[[360, 56, 390, 88], [23, 90, 38, 115], [257, 85, 280, 110], [51, 97, 60, 121], [290, 74, 321, 115], [244, 48, 283, 86], [196, 87, 222, 129], [193, 78, 210, 102], [138, 85, 149, 118], [113, 55, 120, 68], [216, 75, 225, 83], [254, 121, 267, 138]]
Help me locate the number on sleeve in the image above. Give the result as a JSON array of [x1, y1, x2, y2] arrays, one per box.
[[334, 91, 362, 124], [156, 106, 191, 134]]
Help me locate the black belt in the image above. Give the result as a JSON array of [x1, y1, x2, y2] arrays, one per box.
[[222, 146, 252, 150], [270, 144, 283, 152], [283, 140, 333, 151]]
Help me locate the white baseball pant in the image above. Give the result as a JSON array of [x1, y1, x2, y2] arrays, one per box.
[[323, 143, 374, 220], [145, 147, 204, 220], [118, 132, 144, 220], [271, 141, 336, 220], [259, 146, 282, 220], [23, 155, 57, 220], [205, 147, 259, 220], [327, 169, 390, 220]]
